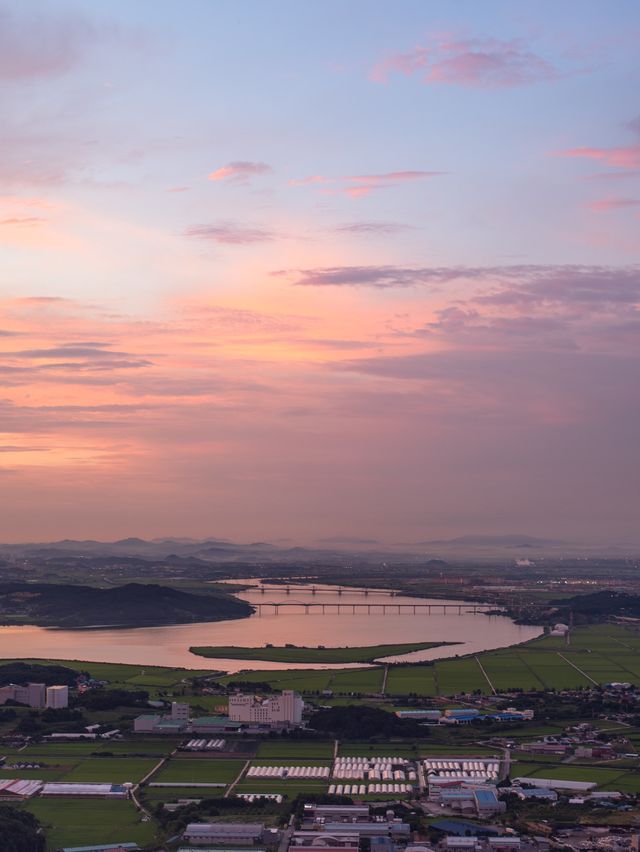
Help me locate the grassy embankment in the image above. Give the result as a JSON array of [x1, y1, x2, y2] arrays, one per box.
[[189, 640, 455, 663]]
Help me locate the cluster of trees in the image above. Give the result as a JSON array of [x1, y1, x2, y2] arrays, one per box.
[[16, 707, 88, 735], [226, 680, 274, 692], [73, 687, 149, 710], [0, 806, 45, 852], [0, 662, 80, 687], [310, 705, 425, 739], [550, 591, 640, 623]]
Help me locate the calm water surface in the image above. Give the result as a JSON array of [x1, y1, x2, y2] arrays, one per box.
[[0, 581, 542, 671]]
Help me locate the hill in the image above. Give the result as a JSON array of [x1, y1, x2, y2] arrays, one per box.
[[0, 582, 253, 628]]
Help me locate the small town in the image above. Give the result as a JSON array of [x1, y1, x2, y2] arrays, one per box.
[[2, 634, 640, 851]]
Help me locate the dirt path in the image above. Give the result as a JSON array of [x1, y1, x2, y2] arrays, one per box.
[[225, 757, 251, 798]]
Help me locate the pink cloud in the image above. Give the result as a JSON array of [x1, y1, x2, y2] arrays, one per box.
[[559, 145, 640, 169], [208, 161, 272, 182], [588, 197, 640, 212], [288, 175, 330, 187], [184, 221, 275, 244], [0, 6, 95, 81], [371, 36, 559, 88], [290, 170, 442, 197], [0, 217, 45, 227]]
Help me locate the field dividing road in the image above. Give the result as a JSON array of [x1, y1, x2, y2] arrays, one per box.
[[475, 655, 496, 694], [226, 758, 251, 798], [556, 652, 599, 685]]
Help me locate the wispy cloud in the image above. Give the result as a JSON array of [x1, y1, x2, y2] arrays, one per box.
[[558, 145, 640, 169], [371, 36, 560, 88], [0, 216, 46, 227], [184, 221, 275, 244], [0, 4, 108, 81], [208, 161, 272, 183], [276, 263, 640, 293], [588, 197, 640, 212], [331, 221, 411, 235], [290, 170, 442, 197]]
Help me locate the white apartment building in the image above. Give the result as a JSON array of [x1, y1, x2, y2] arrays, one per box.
[[228, 690, 303, 727], [0, 682, 46, 708], [45, 685, 69, 709]]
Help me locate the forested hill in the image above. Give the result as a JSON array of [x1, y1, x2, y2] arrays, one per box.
[[550, 590, 640, 621], [0, 582, 253, 628]]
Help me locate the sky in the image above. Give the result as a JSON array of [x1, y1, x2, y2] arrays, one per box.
[[1, 0, 639, 545]]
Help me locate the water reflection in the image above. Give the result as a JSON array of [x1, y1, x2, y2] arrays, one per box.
[[0, 581, 542, 670]]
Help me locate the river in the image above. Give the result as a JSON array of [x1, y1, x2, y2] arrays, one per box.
[[0, 581, 542, 671]]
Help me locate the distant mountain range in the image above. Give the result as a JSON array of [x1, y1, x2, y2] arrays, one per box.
[[410, 534, 567, 549], [0, 533, 632, 563]]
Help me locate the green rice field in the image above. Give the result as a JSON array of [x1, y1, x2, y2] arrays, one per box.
[[24, 798, 157, 851]]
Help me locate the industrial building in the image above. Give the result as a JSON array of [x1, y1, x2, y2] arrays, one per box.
[[291, 833, 359, 851], [291, 824, 411, 843], [182, 822, 275, 845], [40, 782, 130, 798], [59, 845, 140, 852], [134, 713, 188, 734], [430, 785, 505, 816], [303, 804, 371, 823], [511, 777, 596, 792], [133, 712, 241, 735], [228, 690, 303, 726], [191, 716, 242, 734]]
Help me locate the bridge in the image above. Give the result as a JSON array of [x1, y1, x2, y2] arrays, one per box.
[[254, 600, 502, 615], [255, 585, 396, 596]]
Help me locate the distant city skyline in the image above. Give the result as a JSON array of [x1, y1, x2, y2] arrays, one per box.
[[1, 1, 639, 544]]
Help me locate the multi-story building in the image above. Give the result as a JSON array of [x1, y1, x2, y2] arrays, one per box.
[[0, 682, 46, 708], [171, 701, 191, 721], [46, 685, 69, 709], [228, 690, 303, 727]]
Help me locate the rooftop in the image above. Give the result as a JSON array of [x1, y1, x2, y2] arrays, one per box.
[[192, 716, 243, 728]]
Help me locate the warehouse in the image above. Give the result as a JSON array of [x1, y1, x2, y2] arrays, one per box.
[[41, 782, 130, 798], [182, 822, 273, 845], [303, 804, 370, 822], [59, 845, 140, 852], [511, 777, 596, 792]]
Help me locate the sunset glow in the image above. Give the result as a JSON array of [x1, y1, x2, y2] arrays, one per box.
[[1, 0, 639, 544]]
